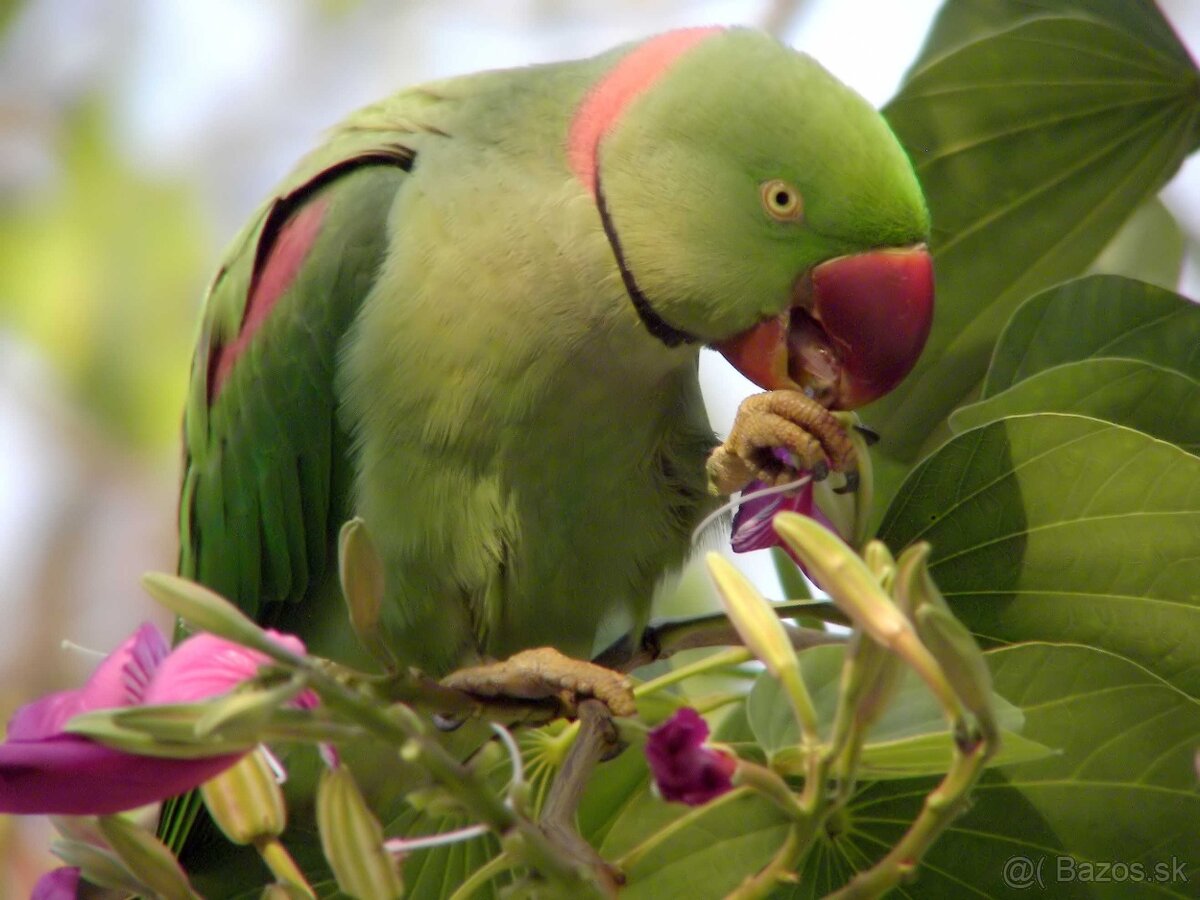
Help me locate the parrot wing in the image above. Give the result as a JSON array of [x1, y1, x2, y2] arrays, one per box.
[[179, 137, 413, 623], [164, 119, 420, 858]]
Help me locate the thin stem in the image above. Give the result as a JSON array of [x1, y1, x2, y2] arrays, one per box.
[[734, 761, 806, 821], [724, 738, 834, 899], [255, 837, 314, 898], [598, 607, 845, 672], [447, 853, 518, 900], [825, 737, 994, 899], [539, 700, 623, 897], [293, 661, 590, 891], [724, 821, 813, 900], [691, 691, 751, 716], [779, 665, 821, 749], [633, 647, 753, 698]]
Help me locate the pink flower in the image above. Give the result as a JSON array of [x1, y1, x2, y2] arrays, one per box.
[[31, 866, 80, 900], [645, 707, 736, 806], [731, 477, 840, 565], [0, 623, 309, 815]]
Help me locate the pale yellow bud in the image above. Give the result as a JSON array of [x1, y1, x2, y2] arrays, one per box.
[[97, 814, 199, 900], [338, 518, 396, 667], [317, 765, 404, 899], [200, 747, 287, 844]]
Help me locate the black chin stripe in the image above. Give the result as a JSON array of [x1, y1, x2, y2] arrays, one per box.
[[595, 177, 697, 349]]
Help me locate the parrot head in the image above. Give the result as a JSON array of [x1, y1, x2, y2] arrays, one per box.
[[570, 27, 933, 411]]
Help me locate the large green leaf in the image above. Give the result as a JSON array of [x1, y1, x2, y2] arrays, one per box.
[[609, 789, 789, 900], [879, 413, 1200, 697], [981, 275, 1200, 398], [745, 646, 1048, 779], [577, 742, 789, 900], [787, 643, 1200, 899], [905, 0, 1192, 78], [952, 358, 1200, 453], [867, 10, 1200, 480]]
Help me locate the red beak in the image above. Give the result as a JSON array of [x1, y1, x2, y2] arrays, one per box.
[[712, 245, 933, 410]]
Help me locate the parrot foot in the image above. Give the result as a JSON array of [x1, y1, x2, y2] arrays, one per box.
[[441, 647, 636, 719], [706, 390, 856, 496]]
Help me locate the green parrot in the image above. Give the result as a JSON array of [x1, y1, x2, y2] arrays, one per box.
[[170, 24, 932, 881]]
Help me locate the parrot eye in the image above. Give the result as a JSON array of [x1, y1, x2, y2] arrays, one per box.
[[760, 180, 804, 222]]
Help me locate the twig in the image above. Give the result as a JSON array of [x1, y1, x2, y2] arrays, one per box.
[[598, 611, 844, 673], [823, 736, 995, 899], [263, 655, 596, 894], [538, 700, 624, 897]]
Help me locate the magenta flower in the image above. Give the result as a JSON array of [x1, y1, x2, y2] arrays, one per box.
[[645, 707, 737, 806], [731, 476, 840, 565], [0, 622, 309, 815], [31, 866, 80, 900]]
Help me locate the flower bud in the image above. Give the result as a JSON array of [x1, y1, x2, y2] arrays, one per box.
[[773, 514, 910, 646], [194, 677, 308, 739], [141, 573, 297, 665], [200, 747, 287, 844], [338, 518, 396, 668], [707, 552, 819, 740], [893, 543, 997, 740], [914, 605, 998, 744], [862, 540, 896, 594], [47, 839, 145, 897], [843, 630, 902, 733], [706, 552, 797, 679], [317, 765, 404, 899], [892, 542, 946, 615], [774, 514, 962, 717], [97, 815, 199, 899]]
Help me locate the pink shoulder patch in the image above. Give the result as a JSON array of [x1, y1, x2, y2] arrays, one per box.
[[567, 26, 724, 196], [209, 196, 330, 401]]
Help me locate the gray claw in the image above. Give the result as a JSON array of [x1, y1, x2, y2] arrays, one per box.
[[810, 460, 830, 482], [433, 712, 467, 732], [833, 470, 859, 494], [854, 425, 881, 446]]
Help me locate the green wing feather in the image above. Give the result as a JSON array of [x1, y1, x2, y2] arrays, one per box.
[[164, 127, 416, 858], [180, 150, 411, 625]]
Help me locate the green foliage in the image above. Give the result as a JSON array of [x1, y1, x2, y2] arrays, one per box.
[[866, 0, 1200, 508], [787, 643, 1200, 898], [979, 274, 1200, 398], [31, 1, 1200, 896], [583, 0, 1200, 892], [880, 412, 1200, 695], [746, 647, 1049, 779]]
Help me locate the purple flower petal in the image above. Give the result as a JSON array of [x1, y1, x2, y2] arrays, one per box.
[[0, 734, 238, 815], [8, 624, 169, 741], [645, 707, 736, 806], [730, 480, 816, 554], [0, 624, 310, 816], [141, 629, 306, 705], [31, 866, 80, 900], [730, 479, 823, 560], [730, 477, 844, 575]]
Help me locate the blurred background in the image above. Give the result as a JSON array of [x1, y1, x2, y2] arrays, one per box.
[[1, 0, 1197, 891]]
